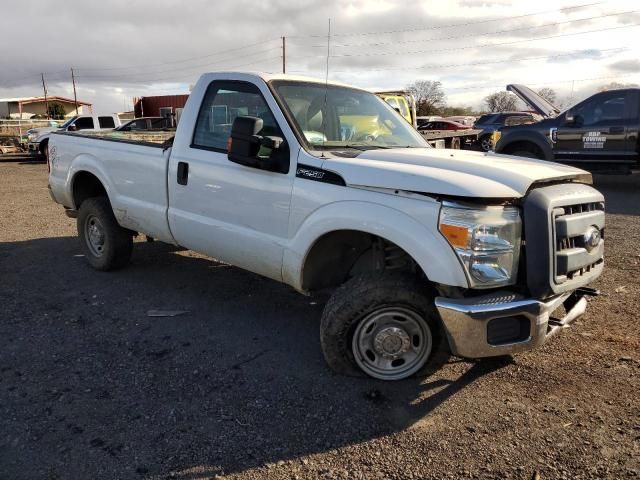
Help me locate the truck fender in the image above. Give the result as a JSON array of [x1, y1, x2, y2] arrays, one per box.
[[282, 201, 468, 292], [496, 131, 553, 161], [67, 154, 116, 209]]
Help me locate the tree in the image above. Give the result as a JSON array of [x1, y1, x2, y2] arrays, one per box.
[[599, 81, 638, 91], [484, 91, 518, 112], [537, 87, 557, 105], [406, 80, 446, 116], [48, 102, 66, 120]]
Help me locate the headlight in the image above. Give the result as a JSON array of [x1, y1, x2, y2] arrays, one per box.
[[28, 133, 38, 141], [439, 205, 521, 288]]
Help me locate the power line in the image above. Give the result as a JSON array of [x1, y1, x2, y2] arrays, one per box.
[[77, 56, 283, 85], [288, 1, 603, 38], [318, 9, 638, 49], [443, 72, 639, 93], [78, 46, 282, 80], [288, 47, 628, 74], [323, 22, 640, 58], [78, 37, 281, 72]]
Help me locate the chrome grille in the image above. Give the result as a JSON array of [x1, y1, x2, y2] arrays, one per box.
[[553, 201, 604, 284]]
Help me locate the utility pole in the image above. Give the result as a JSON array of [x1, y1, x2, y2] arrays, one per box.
[[282, 36, 286, 74], [41, 73, 49, 119], [71, 68, 79, 114]]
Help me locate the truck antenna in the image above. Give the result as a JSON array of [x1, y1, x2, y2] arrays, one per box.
[[320, 18, 331, 158]]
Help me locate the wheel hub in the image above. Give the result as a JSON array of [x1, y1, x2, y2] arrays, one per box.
[[85, 215, 105, 257], [373, 327, 411, 358]]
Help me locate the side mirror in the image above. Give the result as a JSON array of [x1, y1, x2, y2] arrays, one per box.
[[564, 112, 583, 127], [67, 124, 78, 132], [228, 116, 287, 173]]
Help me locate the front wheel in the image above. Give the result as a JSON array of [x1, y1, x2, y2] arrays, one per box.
[[77, 197, 133, 271], [320, 273, 446, 381], [479, 135, 492, 152]]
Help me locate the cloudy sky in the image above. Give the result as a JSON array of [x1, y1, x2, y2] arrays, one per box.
[[1, 0, 639, 113]]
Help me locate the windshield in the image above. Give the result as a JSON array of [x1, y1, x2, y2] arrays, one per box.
[[60, 116, 78, 129], [272, 81, 428, 150], [474, 114, 498, 125]]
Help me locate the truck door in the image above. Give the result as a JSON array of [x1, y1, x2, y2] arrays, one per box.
[[167, 80, 296, 282], [554, 90, 636, 166]]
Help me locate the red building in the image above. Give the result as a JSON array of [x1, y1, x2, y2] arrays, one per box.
[[133, 94, 189, 120]]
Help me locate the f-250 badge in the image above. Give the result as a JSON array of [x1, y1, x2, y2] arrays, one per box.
[[297, 168, 325, 179]]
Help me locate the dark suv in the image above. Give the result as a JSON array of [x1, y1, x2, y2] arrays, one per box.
[[495, 84, 640, 173], [474, 111, 540, 151]]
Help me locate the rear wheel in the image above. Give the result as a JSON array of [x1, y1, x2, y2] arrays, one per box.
[[77, 197, 133, 271], [320, 273, 446, 380]]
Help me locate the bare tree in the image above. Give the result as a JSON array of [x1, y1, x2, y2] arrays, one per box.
[[484, 91, 518, 112], [406, 80, 446, 116], [599, 81, 639, 91], [537, 87, 557, 105]]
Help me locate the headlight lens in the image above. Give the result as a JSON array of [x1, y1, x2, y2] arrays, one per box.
[[28, 133, 38, 141], [439, 205, 521, 288]]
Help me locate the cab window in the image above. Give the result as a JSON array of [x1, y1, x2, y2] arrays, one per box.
[[572, 92, 629, 127], [74, 117, 94, 130], [98, 116, 115, 128], [193, 81, 282, 151]]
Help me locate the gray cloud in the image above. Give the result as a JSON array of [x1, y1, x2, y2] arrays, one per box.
[[0, 0, 636, 113], [608, 58, 640, 73]]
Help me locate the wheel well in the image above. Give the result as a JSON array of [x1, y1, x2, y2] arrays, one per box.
[[501, 140, 543, 156], [301, 230, 422, 292], [73, 171, 107, 209]]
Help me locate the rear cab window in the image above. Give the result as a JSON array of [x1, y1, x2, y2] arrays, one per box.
[[98, 116, 116, 128]]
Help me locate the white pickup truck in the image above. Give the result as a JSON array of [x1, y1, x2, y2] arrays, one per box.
[[27, 114, 121, 157], [48, 72, 605, 381]]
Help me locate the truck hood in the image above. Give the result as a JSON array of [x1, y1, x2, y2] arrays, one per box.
[[507, 84, 560, 119], [321, 148, 588, 198], [29, 127, 59, 137]]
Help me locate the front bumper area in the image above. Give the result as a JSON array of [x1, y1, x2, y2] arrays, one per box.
[[435, 289, 591, 358], [27, 142, 40, 152]]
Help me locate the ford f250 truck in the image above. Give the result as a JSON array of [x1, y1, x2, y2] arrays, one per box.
[[494, 84, 640, 173], [48, 72, 605, 381]]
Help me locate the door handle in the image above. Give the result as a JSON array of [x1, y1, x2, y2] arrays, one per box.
[[177, 161, 189, 185], [609, 126, 624, 134]]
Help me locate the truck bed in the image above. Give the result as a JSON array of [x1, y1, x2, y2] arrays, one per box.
[[66, 129, 175, 147]]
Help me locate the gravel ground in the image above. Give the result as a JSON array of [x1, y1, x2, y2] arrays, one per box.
[[0, 159, 638, 480]]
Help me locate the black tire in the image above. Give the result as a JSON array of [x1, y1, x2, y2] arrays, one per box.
[[320, 273, 448, 380], [39, 139, 48, 160], [77, 197, 133, 271], [479, 135, 492, 152], [510, 149, 543, 160]]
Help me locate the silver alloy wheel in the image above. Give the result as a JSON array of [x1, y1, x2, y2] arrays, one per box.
[[84, 214, 106, 257], [480, 136, 492, 151], [352, 306, 432, 380]]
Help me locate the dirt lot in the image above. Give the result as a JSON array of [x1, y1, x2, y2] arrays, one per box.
[[0, 159, 638, 480]]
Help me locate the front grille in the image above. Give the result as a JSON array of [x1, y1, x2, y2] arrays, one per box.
[[523, 183, 605, 298], [553, 201, 604, 284]]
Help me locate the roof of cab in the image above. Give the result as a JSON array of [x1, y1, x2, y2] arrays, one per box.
[[202, 71, 362, 91]]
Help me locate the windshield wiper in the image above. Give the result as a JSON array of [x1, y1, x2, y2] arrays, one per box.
[[341, 144, 394, 150]]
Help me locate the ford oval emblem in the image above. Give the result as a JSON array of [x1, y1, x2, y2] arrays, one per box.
[[583, 226, 601, 252]]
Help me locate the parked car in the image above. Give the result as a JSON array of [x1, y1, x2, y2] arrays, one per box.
[[418, 120, 468, 131], [116, 117, 174, 132], [416, 115, 442, 127], [444, 116, 476, 126], [48, 72, 604, 381], [27, 114, 121, 158], [473, 111, 541, 151], [495, 84, 640, 173]]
